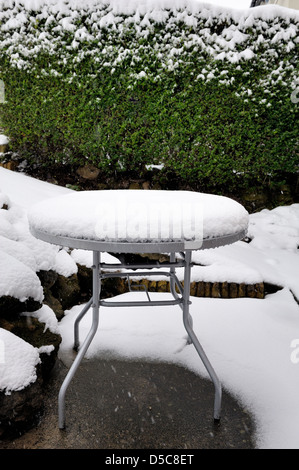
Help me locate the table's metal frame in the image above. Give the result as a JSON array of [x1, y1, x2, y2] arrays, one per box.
[[30, 227, 246, 430]]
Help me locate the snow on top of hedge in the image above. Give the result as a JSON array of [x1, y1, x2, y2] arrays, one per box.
[[0, 0, 298, 107], [1, 1, 298, 58], [1, 0, 298, 17]]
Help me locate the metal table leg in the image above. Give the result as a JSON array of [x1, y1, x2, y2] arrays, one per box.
[[182, 250, 222, 422], [58, 251, 101, 429], [74, 297, 93, 351]]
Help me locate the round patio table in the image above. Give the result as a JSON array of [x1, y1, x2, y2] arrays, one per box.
[[28, 189, 248, 430]]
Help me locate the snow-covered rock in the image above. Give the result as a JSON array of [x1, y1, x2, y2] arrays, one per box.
[[0, 327, 40, 393]]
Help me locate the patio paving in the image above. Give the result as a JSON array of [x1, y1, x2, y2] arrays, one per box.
[[0, 356, 255, 450]]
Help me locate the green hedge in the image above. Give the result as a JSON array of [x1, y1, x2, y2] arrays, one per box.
[[0, 0, 298, 191]]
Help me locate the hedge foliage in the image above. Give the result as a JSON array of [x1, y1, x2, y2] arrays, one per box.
[[0, 0, 298, 191]]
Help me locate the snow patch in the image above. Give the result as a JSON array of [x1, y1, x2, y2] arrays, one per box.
[[0, 328, 40, 393]]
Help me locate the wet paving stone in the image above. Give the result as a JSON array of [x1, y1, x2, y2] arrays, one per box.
[[0, 357, 255, 449]]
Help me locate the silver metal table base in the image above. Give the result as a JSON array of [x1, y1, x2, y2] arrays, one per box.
[[58, 249, 222, 430]]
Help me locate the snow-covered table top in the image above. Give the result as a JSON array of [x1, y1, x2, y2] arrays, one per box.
[[28, 190, 248, 253]]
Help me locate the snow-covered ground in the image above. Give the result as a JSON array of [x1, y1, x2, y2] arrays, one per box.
[[0, 166, 299, 449]]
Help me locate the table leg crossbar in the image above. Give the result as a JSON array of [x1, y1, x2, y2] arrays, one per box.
[[58, 250, 222, 429]]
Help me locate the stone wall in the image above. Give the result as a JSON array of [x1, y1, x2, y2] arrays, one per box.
[[122, 278, 265, 299], [0, 153, 298, 212]]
